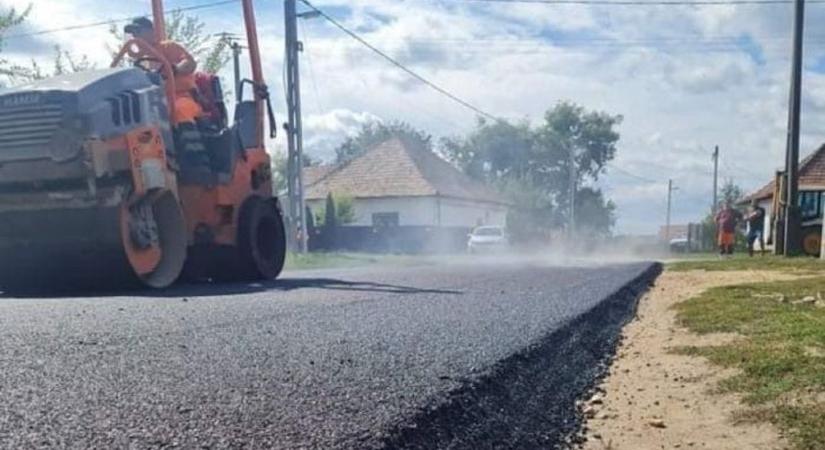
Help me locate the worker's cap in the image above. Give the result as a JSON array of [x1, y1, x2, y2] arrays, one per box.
[[124, 17, 154, 35]]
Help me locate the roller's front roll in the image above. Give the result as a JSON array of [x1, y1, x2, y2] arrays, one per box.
[[0, 190, 186, 291]]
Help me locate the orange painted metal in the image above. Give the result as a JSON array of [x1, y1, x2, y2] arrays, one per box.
[[242, 0, 265, 148], [174, 0, 274, 248], [178, 149, 272, 246], [152, 0, 167, 42], [125, 128, 170, 196], [114, 0, 276, 272], [120, 127, 175, 276], [119, 203, 162, 276]]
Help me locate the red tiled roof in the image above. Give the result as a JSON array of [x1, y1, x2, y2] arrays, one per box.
[[304, 138, 509, 205], [303, 165, 335, 187], [744, 144, 825, 202]]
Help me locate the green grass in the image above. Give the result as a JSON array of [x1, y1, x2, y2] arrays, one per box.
[[283, 252, 425, 271], [674, 277, 825, 449], [668, 254, 825, 274]]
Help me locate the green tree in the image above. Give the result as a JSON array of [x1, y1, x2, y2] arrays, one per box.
[[335, 121, 432, 164], [717, 179, 744, 210], [21, 45, 93, 81], [315, 193, 355, 227], [441, 119, 533, 183], [536, 102, 622, 213], [0, 6, 32, 84], [574, 187, 616, 236], [334, 196, 355, 225], [323, 192, 337, 229], [442, 101, 622, 237], [271, 152, 319, 194]]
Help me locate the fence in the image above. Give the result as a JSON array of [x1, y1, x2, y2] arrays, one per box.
[[308, 225, 471, 254]]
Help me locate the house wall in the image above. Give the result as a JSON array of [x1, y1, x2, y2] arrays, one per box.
[[437, 197, 508, 228], [307, 196, 508, 228], [759, 198, 773, 248], [307, 197, 435, 226]]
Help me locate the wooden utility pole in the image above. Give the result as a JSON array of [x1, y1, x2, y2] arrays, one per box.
[[666, 179, 675, 241], [783, 0, 805, 256], [284, 0, 308, 253], [568, 145, 577, 239], [232, 41, 243, 105], [712, 146, 719, 213]]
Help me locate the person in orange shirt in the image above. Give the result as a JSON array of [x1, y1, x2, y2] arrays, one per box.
[[715, 202, 740, 257], [124, 17, 203, 124]]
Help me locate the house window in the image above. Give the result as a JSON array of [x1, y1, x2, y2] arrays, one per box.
[[798, 191, 823, 221], [372, 212, 399, 227]]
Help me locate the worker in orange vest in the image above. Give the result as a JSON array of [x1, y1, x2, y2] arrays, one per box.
[[124, 17, 203, 124], [715, 202, 740, 256]]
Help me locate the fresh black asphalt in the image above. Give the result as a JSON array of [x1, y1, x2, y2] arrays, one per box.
[[0, 260, 659, 449]]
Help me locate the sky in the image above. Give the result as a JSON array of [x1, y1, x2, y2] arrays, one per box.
[[3, 0, 825, 234]]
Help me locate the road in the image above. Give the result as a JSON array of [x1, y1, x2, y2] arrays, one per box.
[[0, 260, 658, 449]]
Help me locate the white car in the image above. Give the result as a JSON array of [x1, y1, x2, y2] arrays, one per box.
[[467, 226, 509, 253]]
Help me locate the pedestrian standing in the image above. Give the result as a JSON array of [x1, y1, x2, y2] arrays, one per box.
[[746, 200, 766, 257], [715, 202, 738, 256]]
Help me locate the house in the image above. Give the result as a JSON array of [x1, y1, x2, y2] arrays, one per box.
[[303, 138, 510, 252], [659, 224, 688, 241], [743, 143, 825, 254]]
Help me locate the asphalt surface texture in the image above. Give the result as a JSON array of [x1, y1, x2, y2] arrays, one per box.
[[0, 260, 659, 449]]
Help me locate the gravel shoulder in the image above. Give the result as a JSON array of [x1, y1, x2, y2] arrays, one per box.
[[581, 269, 800, 450]]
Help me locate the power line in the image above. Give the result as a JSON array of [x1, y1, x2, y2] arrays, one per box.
[[299, 20, 326, 115], [433, 0, 825, 5], [606, 163, 661, 183], [298, 0, 499, 122], [4, 0, 240, 40]]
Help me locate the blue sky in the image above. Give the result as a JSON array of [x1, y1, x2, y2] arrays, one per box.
[[5, 0, 825, 234]]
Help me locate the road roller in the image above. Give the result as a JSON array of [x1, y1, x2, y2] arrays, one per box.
[[0, 0, 286, 290]]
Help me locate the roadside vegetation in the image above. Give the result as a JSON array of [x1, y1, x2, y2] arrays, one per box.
[[668, 254, 825, 274], [284, 252, 426, 271], [673, 275, 825, 450]]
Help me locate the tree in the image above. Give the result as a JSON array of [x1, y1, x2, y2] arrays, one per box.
[[442, 101, 622, 238], [536, 102, 622, 214], [315, 193, 355, 227], [335, 121, 432, 164], [717, 179, 744, 210], [20, 45, 93, 81], [0, 6, 32, 85], [271, 152, 319, 194], [5, 6, 231, 85], [441, 119, 534, 183], [574, 187, 616, 236], [323, 193, 337, 230], [334, 196, 355, 225]]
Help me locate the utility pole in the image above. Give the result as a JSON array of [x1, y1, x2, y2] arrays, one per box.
[[231, 41, 244, 104], [666, 179, 676, 242], [568, 145, 577, 239], [712, 146, 719, 214], [284, 0, 307, 253], [783, 0, 805, 256]]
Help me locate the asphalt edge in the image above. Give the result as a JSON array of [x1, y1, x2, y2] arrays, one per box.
[[376, 262, 664, 450]]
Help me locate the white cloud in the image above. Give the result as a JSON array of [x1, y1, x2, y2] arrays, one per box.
[[6, 0, 825, 234], [302, 108, 381, 161]]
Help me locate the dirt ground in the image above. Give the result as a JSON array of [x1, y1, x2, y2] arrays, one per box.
[[581, 269, 800, 450]]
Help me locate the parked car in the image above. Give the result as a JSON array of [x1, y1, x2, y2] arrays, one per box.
[[468, 226, 509, 253], [669, 237, 689, 253]]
